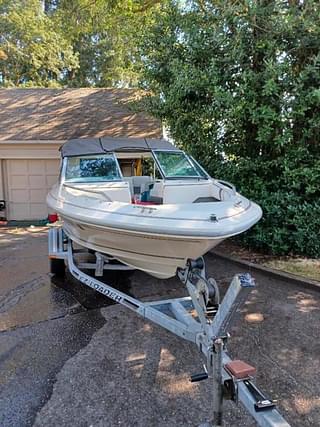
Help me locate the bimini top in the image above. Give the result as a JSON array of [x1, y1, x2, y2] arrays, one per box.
[[60, 137, 180, 157]]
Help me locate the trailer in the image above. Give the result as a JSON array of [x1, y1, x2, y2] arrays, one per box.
[[48, 226, 290, 427]]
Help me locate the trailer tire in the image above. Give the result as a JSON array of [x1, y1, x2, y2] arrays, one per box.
[[50, 258, 66, 277]]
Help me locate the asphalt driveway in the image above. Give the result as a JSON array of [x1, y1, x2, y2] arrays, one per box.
[[0, 227, 319, 426]]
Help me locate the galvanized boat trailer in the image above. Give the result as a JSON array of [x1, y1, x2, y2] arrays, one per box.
[[49, 227, 290, 427]]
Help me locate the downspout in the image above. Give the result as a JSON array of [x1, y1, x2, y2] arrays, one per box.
[[0, 160, 6, 219]]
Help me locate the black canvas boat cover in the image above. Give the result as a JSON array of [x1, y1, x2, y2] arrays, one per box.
[[60, 137, 180, 157]]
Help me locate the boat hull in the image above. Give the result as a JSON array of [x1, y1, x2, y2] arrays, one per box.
[[62, 216, 224, 279], [47, 180, 262, 278]]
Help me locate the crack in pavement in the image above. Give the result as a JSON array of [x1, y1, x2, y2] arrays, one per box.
[[0, 276, 47, 313], [0, 302, 84, 334], [0, 308, 107, 427]]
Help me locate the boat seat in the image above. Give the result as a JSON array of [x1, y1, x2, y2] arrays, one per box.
[[123, 177, 134, 195], [132, 176, 152, 194], [123, 176, 153, 196]]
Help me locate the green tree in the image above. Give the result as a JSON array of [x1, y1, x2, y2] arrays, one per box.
[[0, 0, 165, 87], [0, 0, 78, 86], [138, 0, 320, 257], [54, 0, 164, 87]]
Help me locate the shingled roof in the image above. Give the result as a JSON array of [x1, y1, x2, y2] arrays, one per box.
[[0, 88, 162, 141]]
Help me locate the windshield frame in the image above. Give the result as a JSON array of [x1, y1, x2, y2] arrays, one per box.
[[189, 155, 211, 179], [151, 149, 208, 180], [63, 153, 123, 183]]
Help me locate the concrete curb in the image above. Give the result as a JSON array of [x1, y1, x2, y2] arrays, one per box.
[[211, 250, 320, 292]]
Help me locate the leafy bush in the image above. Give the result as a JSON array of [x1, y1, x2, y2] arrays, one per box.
[[138, 1, 320, 257]]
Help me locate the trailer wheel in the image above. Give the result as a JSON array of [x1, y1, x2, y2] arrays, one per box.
[[50, 258, 66, 277]]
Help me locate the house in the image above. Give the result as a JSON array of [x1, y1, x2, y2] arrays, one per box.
[[0, 88, 162, 221]]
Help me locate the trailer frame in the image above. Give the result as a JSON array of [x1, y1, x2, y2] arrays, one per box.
[[48, 226, 290, 427]]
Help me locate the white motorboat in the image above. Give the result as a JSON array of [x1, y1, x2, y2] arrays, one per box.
[[47, 137, 262, 278]]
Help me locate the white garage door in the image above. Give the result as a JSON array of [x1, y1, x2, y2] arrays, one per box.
[[5, 159, 60, 220]]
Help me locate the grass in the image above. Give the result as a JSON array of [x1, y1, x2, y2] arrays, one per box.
[[264, 258, 320, 282]]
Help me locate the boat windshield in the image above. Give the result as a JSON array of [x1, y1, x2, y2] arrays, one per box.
[[65, 154, 122, 182], [153, 151, 207, 179]]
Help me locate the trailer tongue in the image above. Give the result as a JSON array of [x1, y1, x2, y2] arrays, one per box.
[[49, 226, 290, 427]]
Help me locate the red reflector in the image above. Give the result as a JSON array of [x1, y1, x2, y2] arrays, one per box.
[[48, 213, 58, 223]]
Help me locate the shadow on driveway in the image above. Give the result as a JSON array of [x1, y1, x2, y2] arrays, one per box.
[[0, 227, 319, 426]]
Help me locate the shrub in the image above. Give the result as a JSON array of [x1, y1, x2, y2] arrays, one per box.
[[138, 1, 320, 257]]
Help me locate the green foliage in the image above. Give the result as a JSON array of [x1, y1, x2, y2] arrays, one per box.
[[54, 0, 165, 87], [138, 0, 320, 257], [0, 0, 78, 86], [0, 0, 165, 87]]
